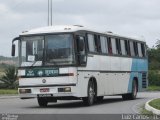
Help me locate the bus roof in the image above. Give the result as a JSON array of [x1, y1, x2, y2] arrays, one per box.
[[20, 25, 145, 42]]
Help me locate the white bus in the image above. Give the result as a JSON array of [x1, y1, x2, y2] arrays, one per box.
[[12, 25, 148, 106]]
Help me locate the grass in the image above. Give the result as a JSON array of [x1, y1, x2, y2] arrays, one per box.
[[140, 105, 153, 115], [147, 86, 160, 91], [0, 89, 18, 95], [149, 99, 160, 110]]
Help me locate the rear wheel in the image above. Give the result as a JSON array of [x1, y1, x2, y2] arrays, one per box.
[[83, 79, 96, 106], [37, 98, 48, 107], [122, 80, 137, 100], [96, 96, 104, 102]]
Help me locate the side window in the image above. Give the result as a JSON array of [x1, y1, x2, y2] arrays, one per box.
[[129, 41, 135, 56], [108, 37, 112, 54], [133, 42, 138, 56], [111, 38, 117, 55], [94, 35, 101, 53], [138, 43, 143, 57], [100, 36, 108, 54], [120, 39, 127, 55], [141, 43, 146, 57], [116, 38, 121, 55], [87, 34, 95, 52], [125, 40, 130, 56]]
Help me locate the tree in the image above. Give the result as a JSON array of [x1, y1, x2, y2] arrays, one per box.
[[0, 66, 18, 89], [156, 39, 160, 49], [148, 40, 160, 70]]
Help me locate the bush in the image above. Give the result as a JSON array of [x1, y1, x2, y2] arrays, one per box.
[[148, 70, 160, 86], [0, 65, 18, 89]]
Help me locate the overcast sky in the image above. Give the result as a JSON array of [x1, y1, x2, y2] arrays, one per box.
[[0, 0, 160, 56]]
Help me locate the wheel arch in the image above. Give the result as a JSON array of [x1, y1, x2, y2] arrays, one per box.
[[88, 77, 97, 96], [133, 77, 138, 92]]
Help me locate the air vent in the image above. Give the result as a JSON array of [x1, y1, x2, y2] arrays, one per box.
[[73, 25, 84, 27], [106, 31, 113, 33], [142, 73, 147, 88], [22, 31, 28, 33], [64, 28, 71, 30]]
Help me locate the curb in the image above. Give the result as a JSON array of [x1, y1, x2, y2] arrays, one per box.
[[0, 95, 19, 99], [145, 98, 160, 115]]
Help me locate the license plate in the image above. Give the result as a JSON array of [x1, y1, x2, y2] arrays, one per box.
[[38, 94, 53, 97], [40, 88, 50, 93]]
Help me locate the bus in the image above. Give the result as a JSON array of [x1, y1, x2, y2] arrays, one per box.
[[11, 25, 148, 106]]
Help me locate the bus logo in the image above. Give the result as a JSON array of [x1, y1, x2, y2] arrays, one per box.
[[42, 79, 46, 83]]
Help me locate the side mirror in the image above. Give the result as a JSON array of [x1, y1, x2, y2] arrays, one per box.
[[11, 37, 20, 57], [11, 44, 16, 56]]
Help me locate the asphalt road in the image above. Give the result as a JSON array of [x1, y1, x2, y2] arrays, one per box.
[[0, 92, 159, 114]]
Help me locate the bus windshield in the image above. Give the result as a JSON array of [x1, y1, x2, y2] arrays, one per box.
[[20, 34, 75, 67]]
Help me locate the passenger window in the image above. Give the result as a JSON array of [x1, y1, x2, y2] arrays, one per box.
[[133, 42, 138, 56], [141, 43, 146, 57], [108, 38, 112, 55], [116, 38, 121, 55], [129, 41, 135, 56], [87, 34, 95, 52], [120, 40, 127, 55], [100, 36, 108, 54], [111, 38, 117, 55], [94, 35, 101, 53], [138, 43, 143, 57]]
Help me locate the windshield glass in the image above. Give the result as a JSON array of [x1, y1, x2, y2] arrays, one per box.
[[45, 34, 75, 65], [20, 36, 44, 67], [20, 34, 75, 67]]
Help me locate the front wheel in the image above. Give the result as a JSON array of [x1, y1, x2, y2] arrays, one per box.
[[83, 80, 96, 106], [37, 98, 48, 107], [122, 80, 138, 100], [96, 96, 104, 102]]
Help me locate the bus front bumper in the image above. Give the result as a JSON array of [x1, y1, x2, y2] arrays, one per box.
[[18, 85, 78, 99]]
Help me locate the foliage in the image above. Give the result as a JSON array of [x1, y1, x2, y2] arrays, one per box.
[[148, 48, 160, 70], [147, 40, 160, 87], [0, 56, 18, 62], [0, 65, 18, 89], [155, 39, 160, 49], [148, 70, 160, 86]]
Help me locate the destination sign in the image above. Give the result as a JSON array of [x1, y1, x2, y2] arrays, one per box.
[[25, 68, 59, 77]]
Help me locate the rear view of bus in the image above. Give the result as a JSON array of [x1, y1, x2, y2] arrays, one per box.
[[12, 25, 148, 107]]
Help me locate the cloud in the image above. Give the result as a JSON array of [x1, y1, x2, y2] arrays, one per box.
[[1, 0, 160, 56]]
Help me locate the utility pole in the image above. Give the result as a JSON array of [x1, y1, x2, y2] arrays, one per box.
[[48, 0, 53, 26], [48, 0, 49, 26], [51, 0, 53, 26]]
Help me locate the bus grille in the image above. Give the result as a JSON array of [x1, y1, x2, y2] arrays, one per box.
[[142, 73, 147, 88]]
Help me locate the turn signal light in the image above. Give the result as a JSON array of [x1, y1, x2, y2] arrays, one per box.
[[19, 89, 31, 94], [68, 73, 74, 76], [58, 87, 71, 92]]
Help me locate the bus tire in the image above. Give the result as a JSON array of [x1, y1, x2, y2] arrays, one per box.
[[37, 98, 48, 107], [122, 80, 137, 100], [96, 96, 104, 102], [83, 79, 96, 106]]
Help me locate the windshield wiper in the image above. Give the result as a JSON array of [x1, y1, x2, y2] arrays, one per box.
[[29, 55, 43, 68], [30, 61, 38, 68]]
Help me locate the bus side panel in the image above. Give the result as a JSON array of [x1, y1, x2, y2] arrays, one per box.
[[77, 55, 107, 97], [117, 57, 132, 94], [77, 71, 88, 97], [127, 58, 148, 92], [77, 71, 101, 97]]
